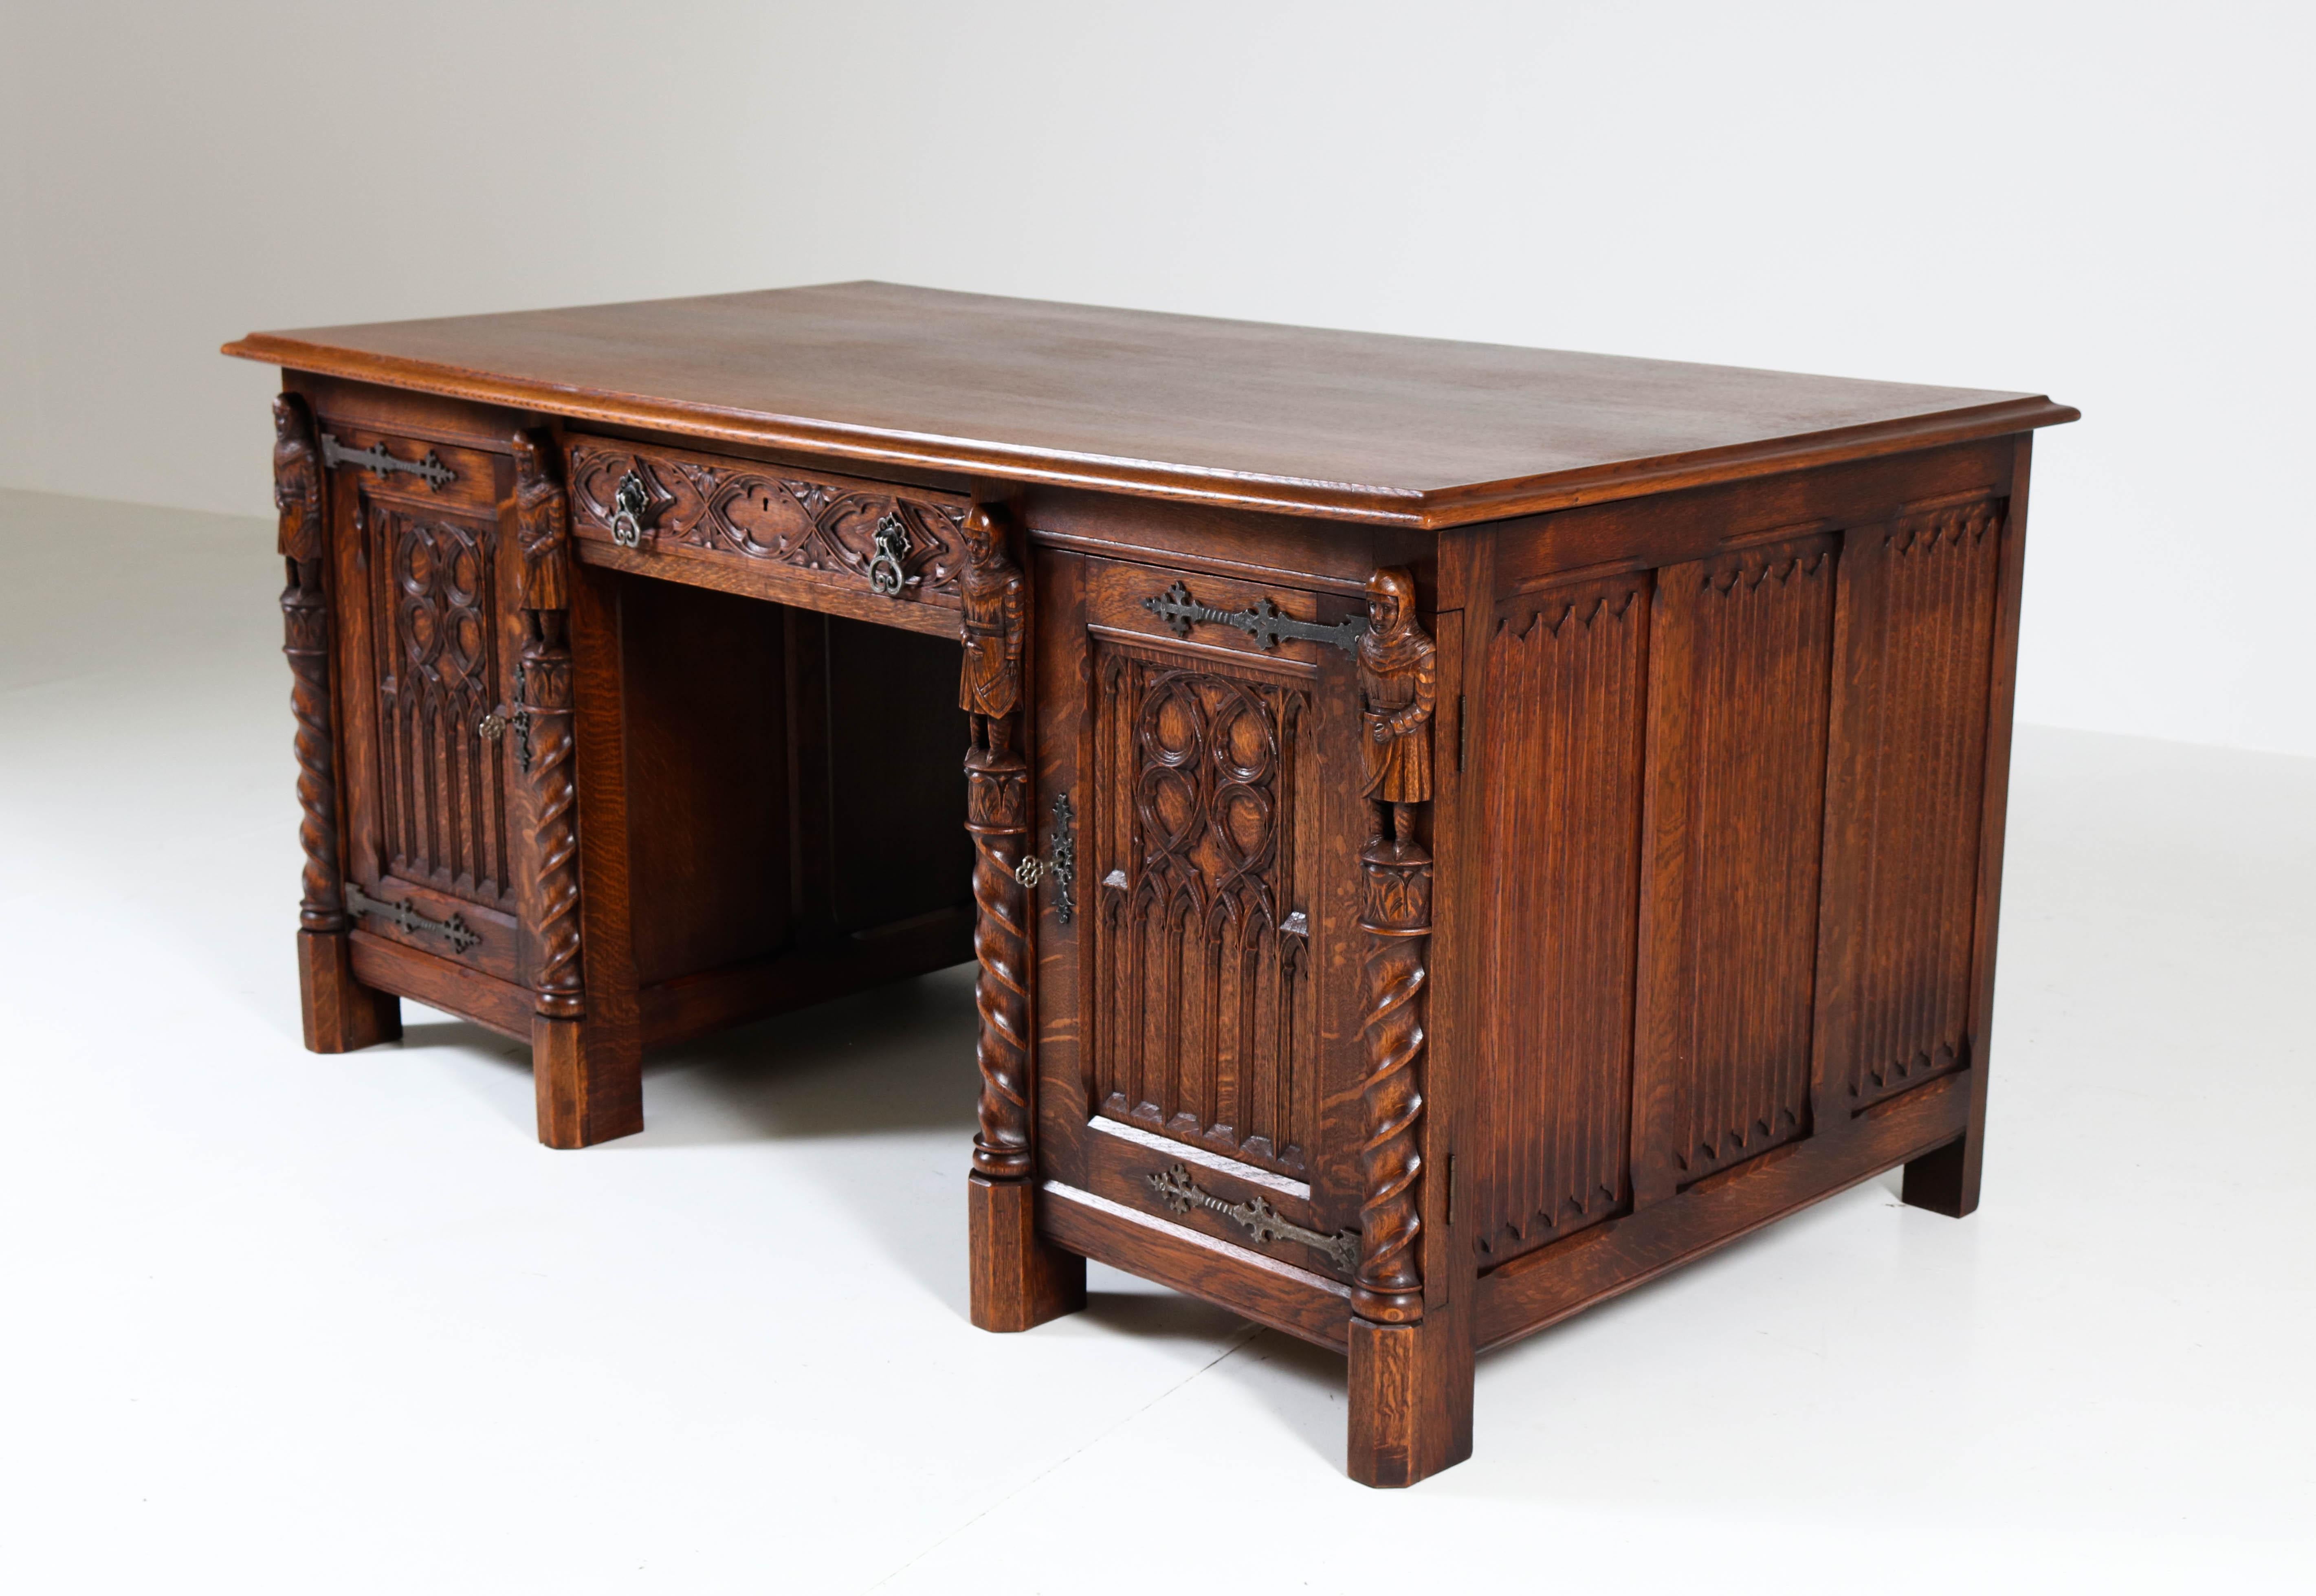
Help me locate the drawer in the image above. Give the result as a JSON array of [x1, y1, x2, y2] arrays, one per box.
[[313, 421, 502, 512], [566, 434, 970, 630]]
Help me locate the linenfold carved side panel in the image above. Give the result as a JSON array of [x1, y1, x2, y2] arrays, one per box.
[[566, 437, 968, 600], [1475, 575, 1650, 1260], [367, 504, 514, 910], [1820, 497, 2004, 1112], [1090, 641, 1314, 1177], [1634, 536, 1838, 1197]]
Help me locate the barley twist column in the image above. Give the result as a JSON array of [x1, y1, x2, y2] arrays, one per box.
[[966, 741, 1034, 1178]]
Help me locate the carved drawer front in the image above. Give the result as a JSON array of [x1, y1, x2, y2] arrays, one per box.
[[565, 434, 970, 623]]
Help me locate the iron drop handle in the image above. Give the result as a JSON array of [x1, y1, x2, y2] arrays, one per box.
[[609, 468, 653, 549]]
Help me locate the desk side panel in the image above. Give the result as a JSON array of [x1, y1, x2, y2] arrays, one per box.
[[1465, 441, 2019, 1327]]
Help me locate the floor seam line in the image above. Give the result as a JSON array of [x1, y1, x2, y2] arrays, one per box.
[[861, 1321, 1263, 1592]]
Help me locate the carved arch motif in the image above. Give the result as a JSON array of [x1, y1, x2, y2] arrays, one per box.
[[1093, 645, 1312, 1176]]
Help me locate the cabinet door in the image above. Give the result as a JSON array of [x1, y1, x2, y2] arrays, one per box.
[[326, 428, 526, 983], [1032, 551, 1372, 1231]]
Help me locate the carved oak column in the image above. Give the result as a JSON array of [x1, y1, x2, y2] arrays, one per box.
[[1351, 567, 1436, 1325], [958, 501, 1034, 1180], [1356, 838, 1432, 1320], [276, 395, 341, 934], [958, 499, 1084, 1329], [276, 392, 398, 1052], [1347, 566, 1467, 1489], [965, 745, 1035, 1178], [512, 432, 632, 1147], [511, 433, 584, 1023]]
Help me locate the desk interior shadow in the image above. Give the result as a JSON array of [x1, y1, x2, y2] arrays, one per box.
[[388, 963, 980, 1148], [398, 1018, 527, 1057], [629, 960, 981, 1147]]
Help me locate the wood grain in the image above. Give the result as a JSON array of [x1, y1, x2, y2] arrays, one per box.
[[510, 433, 584, 1021], [1038, 1181, 1352, 1352], [566, 432, 970, 611], [1088, 638, 1315, 1175], [1814, 495, 2004, 1121], [227, 281, 2076, 528], [968, 1175, 1087, 1333], [1347, 1315, 1472, 1488], [1476, 1071, 1969, 1350], [1471, 571, 1652, 1261], [1906, 437, 2036, 1216], [227, 299, 2074, 1488], [1630, 534, 1838, 1205]]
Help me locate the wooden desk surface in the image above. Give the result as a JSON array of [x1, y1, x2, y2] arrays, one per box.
[[227, 280, 2075, 527]]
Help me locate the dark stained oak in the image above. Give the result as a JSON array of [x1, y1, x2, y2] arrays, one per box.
[[226, 284, 2074, 1489], [968, 1175, 1087, 1334], [226, 281, 2074, 528], [274, 393, 402, 1053]]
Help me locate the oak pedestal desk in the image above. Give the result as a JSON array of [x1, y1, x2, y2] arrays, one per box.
[[224, 284, 2076, 1486]]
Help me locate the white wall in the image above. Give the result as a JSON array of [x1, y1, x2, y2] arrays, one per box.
[[6, 0, 2309, 754]]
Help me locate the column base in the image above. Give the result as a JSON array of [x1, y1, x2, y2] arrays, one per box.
[[1347, 1315, 1474, 1488], [296, 928, 400, 1053], [968, 1173, 1086, 1332], [532, 1012, 643, 1148]]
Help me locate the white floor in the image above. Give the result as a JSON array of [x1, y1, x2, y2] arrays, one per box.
[[3, 486, 2310, 1594]]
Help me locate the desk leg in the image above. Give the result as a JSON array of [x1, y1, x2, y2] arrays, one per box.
[[963, 714, 1082, 1329], [533, 1014, 641, 1149], [1346, 830, 1470, 1486], [1902, 436, 2033, 1219], [279, 394, 400, 1054], [968, 1174, 1084, 1332], [516, 434, 640, 1149], [296, 928, 400, 1051], [1349, 1313, 1472, 1489], [522, 636, 636, 1149]]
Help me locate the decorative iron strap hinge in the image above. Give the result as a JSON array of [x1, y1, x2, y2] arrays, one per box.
[[319, 431, 456, 490], [345, 882, 481, 954], [1013, 791, 1076, 923], [1142, 580, 1369, 655], [1148, 1162, 1358, 1273], [509, 663, 534, 774]]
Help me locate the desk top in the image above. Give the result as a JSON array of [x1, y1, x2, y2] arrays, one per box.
[[227, 281, 2075, 528]]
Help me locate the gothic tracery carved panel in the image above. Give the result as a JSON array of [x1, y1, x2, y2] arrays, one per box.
[[1090, 643, 1314, 1176], [368, 504, 513, 910]]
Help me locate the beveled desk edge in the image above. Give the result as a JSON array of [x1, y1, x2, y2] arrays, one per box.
[[221, 332, 2077, 528]]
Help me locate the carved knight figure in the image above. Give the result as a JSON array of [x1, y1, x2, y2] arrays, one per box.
[[272, 394, 323, 565], [957, 503, 1025, 750], [1357, 567, 1436, 844], [510, 432, 571, 614]]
